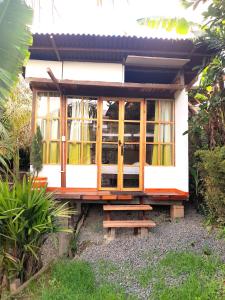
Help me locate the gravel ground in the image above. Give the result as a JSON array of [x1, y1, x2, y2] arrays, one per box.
[[76, 204, 225, 299]]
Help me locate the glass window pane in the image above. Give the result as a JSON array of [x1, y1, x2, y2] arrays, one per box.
[[123, 144, 139, 165], [83, 143, 96, 164], [102, 100, 119, 120], [49, 142, 60, 164], [37, 119, 47, 140], [102, 143, 118, 164], [160, 124, 173, 143], [124, 101, 140, 120], [123, 174, 139, 188], [50, 119, 60, 140], [124, 122, 140, 142], [83, 120, 97, 142], [146, 144, 158, 165], [160, 145, 173, 165], [101, 173, 117, 188], [83, 99, 97, 119], [160, 101, 173, 122], [42, 141, 47, 164], [67, 120, 82, 141], [67, 143, 81, 164], [67, 98, 82, 118], [146, 100, 158, 121], [49, 97, 60, 117], [37, 96, 48, 117], [146, 124, 158, 143], [102, 121, 118, 142]]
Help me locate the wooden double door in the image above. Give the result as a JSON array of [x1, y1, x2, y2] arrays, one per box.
[[98, 98, 144, 191]]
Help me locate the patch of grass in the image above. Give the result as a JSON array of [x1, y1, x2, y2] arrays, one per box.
[[19, 260, 133, 300], [137, 266, 154, 288], [136, 251, 225, 300], [97, 260, 120, 277]]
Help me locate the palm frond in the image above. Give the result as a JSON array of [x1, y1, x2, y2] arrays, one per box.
[[0, 0, 33, 102]]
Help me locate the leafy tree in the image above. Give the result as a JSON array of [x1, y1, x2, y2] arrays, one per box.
[[30, 126, 43, 176], [0, 0, 33, 169]]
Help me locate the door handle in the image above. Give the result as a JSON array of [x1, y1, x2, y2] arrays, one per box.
[[121, 143, 124, 156]]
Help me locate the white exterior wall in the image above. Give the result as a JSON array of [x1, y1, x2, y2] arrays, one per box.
[[26, 60, 124, 83], [66, 165, 97, 188], [26, 60, 63, 79], [144, 89, 189, 192], [28, 59, 188, 191], [38, 165, 61, 187]]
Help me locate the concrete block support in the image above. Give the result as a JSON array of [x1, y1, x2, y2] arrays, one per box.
[[170, 205, 184, 219]]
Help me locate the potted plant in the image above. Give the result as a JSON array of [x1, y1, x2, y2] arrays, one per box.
[[30, 126, 47, 188]]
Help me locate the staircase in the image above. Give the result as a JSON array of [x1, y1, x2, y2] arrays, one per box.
[[103, 203, 156, 240]]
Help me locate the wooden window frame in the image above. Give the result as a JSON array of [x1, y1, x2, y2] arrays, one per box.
[[35, 91, 61, 165], [66, 97, 98, 165], [145, 99, 175, 166]]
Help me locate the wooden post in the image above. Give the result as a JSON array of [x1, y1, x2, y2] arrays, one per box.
[[170, 205, 184, 219], [58, 202, 71, 256]]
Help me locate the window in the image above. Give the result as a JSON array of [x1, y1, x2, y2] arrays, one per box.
[[36, 92, 60, 164], [146, 100, 174, 166], [67, 97, 97, 164]]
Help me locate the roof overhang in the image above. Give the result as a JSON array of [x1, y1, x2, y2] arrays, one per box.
[[28, 77, 184, 99], [29, 34, 214, 87], [125, 56, 190, 69]]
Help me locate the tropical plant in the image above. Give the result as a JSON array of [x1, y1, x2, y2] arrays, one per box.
[[1, 78, 32, 178], [195, 147, 225, 225], [0, 0, 33, 103], [0, 0, 33, 172], [30, 126, 43, 177], [0, 177, 72, 291]]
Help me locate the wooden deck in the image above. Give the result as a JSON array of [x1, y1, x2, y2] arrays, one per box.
[[47, 188, 188, 202]]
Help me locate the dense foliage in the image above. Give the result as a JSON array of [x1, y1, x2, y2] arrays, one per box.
[[187, 0, 225, 227], [0, 177, 72, 291], [195, 147, 225, 225]]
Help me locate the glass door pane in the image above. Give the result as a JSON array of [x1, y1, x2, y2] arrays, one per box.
[[122, 100, 141, 189], [100, 99, 119, 189]]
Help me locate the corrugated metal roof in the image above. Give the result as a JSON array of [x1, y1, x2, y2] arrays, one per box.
[[29, 33, 213, 85]]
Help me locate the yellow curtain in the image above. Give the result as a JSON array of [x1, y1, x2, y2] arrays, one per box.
[[152, 102, 159, 165], [82, 101, 91, 164], [68, 143, 81, 164], [160, 101, 172, 165], [49, 142, 59, 164], [67, 100, 91, 164], [69, 100, 81, 164], [49, 119, 59, 164]]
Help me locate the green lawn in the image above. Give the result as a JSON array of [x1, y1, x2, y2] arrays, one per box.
[[18, 251, 225, 300]]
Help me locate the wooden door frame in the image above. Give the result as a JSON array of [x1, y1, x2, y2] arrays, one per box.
[[97, 98, 145, 191]]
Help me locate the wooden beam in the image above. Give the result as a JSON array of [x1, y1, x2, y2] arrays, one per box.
[[46, 68, 62, 95], [30, 46, 212, 58], [28, 77, 184, 91]]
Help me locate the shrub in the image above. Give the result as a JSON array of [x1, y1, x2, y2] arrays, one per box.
[[195, 146, 225, 225], [0, 177, 72, 288], [30, 126, 43, 176]]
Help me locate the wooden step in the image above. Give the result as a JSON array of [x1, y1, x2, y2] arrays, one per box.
[[103, 220, 156, 228], [103, 204, 152, 211]]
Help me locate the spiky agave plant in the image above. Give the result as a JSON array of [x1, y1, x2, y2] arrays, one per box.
[[0, 176, 73, 287]]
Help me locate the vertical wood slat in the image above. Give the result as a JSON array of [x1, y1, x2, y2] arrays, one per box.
[[31, 90, 37, 136], [97, 98, 102, 190], [158, 100, 161, 165], [140, 99, 146, 191], [61, 96, 66, 187], [118, 99, 124, 190]]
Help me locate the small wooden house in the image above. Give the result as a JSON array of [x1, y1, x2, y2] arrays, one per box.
[[26, 33, 210, 232]]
